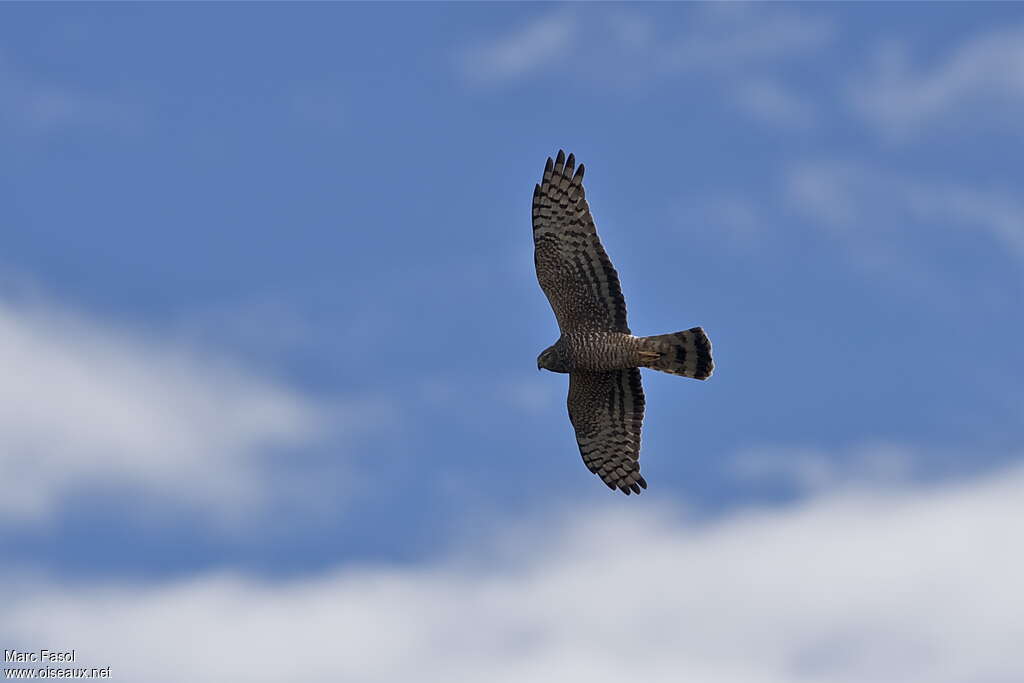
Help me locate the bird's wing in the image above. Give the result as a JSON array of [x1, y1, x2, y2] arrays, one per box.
[[567, 368, 646, 494], [532, 150, 630, 334]]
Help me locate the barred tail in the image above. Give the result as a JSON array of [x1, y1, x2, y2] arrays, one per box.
[[639, 327, 714, 380]]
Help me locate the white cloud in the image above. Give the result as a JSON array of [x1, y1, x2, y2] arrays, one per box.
[[731, 443, 925, 494], [460, 6, 832, 89], [785, 160, 1024, 264], [0, 296, 331, 524], [3, 458, 1023, 681], [663, 7, 834, 74], [906, 183, 1024, 260], [461, 10, 579, 83], [732, 78, 816, 128], [786, 161, 861, 230], [850, 26, 1024, 136]]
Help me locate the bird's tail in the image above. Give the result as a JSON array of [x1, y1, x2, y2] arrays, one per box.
[[638, 327, 714, 380]]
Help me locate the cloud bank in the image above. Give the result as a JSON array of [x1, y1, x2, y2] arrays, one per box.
[[3, 458, 1022, 682], [0, 297, 327, 524]]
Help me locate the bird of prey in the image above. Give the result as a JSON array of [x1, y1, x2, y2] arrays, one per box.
[[533, 150, 714, 495]]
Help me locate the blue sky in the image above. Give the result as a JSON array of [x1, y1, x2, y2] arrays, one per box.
[[1, 3, 1023, 680]]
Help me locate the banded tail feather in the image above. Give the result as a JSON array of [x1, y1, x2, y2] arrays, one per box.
[[639, 327, 714, 380]]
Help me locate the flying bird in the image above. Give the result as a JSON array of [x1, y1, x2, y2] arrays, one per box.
[[533, 150, 714, 495]]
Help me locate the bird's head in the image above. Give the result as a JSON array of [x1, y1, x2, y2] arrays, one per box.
[[537, 340, 570, 373]]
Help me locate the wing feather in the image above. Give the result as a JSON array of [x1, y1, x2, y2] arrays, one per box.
[[567, 368, 646, 494], [532, 150, 630, 334]]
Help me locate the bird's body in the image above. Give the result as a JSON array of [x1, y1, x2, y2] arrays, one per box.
[[538, 332, 646, 374], [532, 150, 714, 495]]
